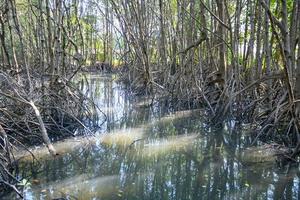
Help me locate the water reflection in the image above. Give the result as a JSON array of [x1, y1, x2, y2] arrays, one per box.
[[4, 74, 300, 200]]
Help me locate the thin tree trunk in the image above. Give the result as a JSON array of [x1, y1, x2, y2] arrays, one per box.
[[216, 0, 226, 81], [159, 0, 166, 65], [30, 101, 57, 155]]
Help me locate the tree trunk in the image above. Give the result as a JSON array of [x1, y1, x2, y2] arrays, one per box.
[[158, 0, 166, 65], [216, 0, 226, 81], [30, 101, 57, 156]]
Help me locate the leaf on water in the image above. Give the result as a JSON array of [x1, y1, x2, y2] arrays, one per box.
[[245, 183, 250, 187], [32, 179, 40, 184]]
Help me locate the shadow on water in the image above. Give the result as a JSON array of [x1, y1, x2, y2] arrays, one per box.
[[4, 73, 300, 200]]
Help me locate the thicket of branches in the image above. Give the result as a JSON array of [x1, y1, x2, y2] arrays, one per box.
[[0, 0, 101, 196], [105, 0, 300, 151]]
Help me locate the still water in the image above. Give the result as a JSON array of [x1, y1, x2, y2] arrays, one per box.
[[4, 74, 300, 200]]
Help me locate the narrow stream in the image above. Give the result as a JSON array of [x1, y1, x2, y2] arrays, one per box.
[[5, 74, 300, 200]]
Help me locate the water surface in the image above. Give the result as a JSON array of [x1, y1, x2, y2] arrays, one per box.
[[5, 74, 300, 200]]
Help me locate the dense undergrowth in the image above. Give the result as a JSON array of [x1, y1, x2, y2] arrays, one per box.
[[121, 64, 299, 156], [0, 70, 103, 197]]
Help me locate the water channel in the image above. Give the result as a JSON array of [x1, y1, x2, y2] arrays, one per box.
[[4, 73, 300, 200]]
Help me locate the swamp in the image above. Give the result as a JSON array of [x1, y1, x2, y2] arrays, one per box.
[[0, 0, 300, 199]]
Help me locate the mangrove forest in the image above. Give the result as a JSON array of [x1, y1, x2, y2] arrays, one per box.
[[0, 0, 300, 199]]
